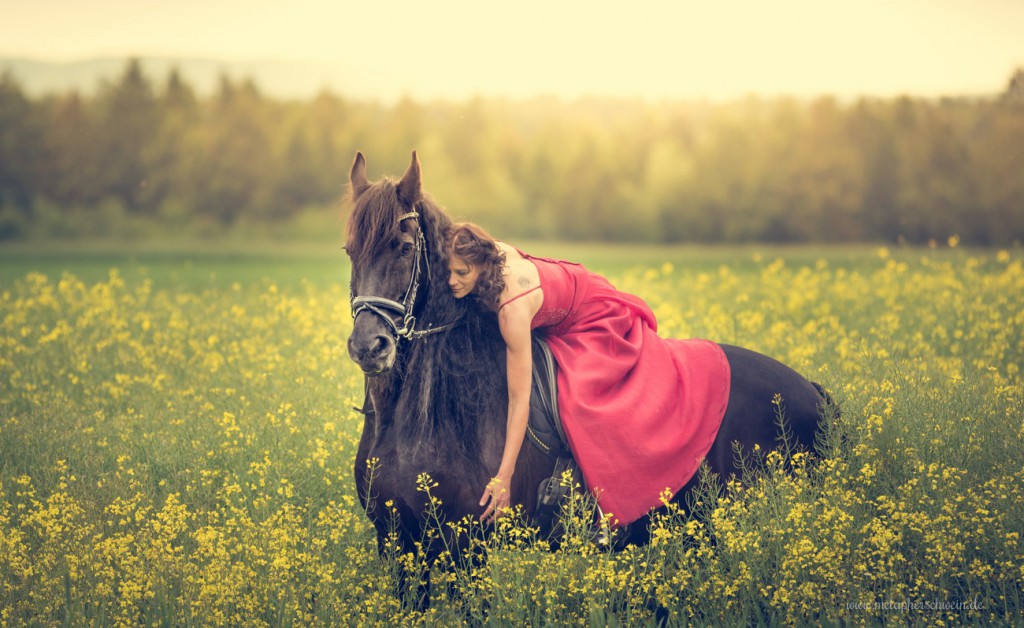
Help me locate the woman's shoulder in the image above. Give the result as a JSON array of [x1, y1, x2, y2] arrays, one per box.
[[496, 248, 543, 316], [501, 243, 581, 268], [495, 241, 523, 259], [495, 242, 533, 279]]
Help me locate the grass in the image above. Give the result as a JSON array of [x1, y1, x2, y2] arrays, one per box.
[[0, 241, 1021, 625]]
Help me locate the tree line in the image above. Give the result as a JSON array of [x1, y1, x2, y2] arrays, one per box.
[[1, 59, 1022, 244]]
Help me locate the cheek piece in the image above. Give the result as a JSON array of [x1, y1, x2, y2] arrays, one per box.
[[350, 212, 456, 341]]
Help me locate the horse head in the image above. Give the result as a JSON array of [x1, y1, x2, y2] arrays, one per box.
[[344, 151, 454, 375]]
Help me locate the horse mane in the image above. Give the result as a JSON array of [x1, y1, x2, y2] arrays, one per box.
[[351, 180, 507, 466]]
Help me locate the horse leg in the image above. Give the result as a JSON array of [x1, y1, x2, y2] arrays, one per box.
[[353, 378, 381, 511], [372, 530, 431, 611], [431, 525, 490, 622], [354, 415, 375, 510]]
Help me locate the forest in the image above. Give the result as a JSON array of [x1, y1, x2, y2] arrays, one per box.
[[1, 59, 1022, 244]]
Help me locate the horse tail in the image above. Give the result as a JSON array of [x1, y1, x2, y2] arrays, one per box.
[[811, 381, 838, 416], [811, 381, 850, 457]]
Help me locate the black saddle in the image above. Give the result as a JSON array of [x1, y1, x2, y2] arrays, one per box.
[[527, 337, 571, 458], [527, 337, 582, 539]]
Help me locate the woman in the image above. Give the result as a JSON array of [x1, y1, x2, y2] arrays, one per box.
[[447, 223, 731, 527]]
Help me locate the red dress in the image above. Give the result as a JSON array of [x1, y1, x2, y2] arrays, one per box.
[[512, 252, 731, 526]]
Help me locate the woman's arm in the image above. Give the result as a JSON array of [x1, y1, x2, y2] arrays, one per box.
[[479, 300, 534, 523]]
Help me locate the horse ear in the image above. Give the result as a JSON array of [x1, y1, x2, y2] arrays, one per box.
[[397, 150, 421, 205], [350, 152, 369, 200]]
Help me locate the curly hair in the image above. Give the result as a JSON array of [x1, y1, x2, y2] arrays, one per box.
[[447, 222, 507, 312]]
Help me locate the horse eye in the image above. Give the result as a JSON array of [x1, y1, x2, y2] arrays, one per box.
[[400, 242, 413, 257]]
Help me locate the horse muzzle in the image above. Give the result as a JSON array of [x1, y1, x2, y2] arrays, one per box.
[[347, 316, 398, 375]]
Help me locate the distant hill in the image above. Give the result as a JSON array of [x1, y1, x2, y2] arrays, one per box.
[[0, 56, 402, 101], [5, 56, 1012, 105]]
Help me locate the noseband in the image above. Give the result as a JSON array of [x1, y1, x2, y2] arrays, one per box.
[[350, 211, 455, 341]]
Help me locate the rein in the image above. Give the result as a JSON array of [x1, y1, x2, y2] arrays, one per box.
[[350, 211, 456, 342]]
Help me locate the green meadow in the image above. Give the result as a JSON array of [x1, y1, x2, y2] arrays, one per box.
[[1, 243, 1021, 625]]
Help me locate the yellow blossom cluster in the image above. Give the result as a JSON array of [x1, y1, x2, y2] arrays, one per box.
[[1, 247, 1022, 625]]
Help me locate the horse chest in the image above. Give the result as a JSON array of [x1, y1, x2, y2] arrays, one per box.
[[361, 431, 485, 527]]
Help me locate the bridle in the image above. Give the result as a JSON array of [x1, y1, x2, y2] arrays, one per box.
[[350, 211, 455, 341]]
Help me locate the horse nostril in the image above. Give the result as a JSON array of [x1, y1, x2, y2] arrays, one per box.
[[367, 335, 391, 359], [348, 333, 392, 364]]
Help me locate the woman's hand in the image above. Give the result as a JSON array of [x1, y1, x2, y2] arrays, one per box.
[[479, 472, 512, 523]]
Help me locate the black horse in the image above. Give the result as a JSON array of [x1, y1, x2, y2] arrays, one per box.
[[345, 151, 832, 605]]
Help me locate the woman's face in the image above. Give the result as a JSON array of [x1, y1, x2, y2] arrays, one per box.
[[448, 255, 481, 298]]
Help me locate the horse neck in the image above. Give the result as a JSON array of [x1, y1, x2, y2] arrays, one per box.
[[365, 201, 506, 464], [387, 279, 506, 466]]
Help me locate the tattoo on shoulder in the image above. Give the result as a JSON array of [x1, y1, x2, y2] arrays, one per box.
[[517, 275, 533, 289]]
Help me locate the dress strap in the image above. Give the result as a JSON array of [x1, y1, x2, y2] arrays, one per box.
[[498, 285, 542, 310]]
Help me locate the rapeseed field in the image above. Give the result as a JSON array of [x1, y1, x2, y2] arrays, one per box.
[[1, 246, 1021, 625]]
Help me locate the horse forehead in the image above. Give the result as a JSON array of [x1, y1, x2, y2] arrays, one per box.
[[348, 183, 419, 256], [351, 223, 418, 265], [352, 254, 403, 292]]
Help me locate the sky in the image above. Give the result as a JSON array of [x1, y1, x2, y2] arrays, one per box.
[[1, 0, 1022, 101]]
